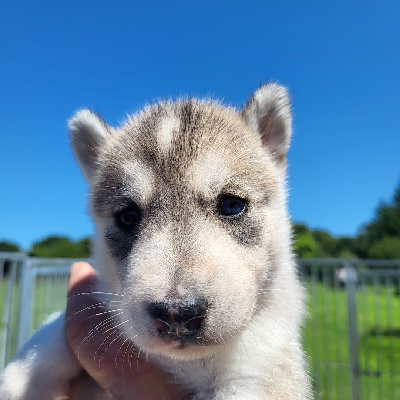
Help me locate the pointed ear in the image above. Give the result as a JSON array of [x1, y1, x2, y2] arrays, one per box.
[[69, 110, 112, 181], [242, 83, 292, 165]]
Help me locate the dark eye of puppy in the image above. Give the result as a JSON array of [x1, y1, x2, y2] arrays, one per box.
[[115, 205, 142, 231], [218, 194, 247, 217]]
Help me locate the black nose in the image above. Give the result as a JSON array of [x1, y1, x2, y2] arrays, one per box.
[[148, 299, 207, 338]]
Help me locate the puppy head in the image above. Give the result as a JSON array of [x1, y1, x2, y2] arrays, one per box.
[[70, 83, 292, 359]]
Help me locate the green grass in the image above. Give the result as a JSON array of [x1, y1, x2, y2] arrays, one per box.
[[1, 276, 400, 399], [31, 277, 68, 329], [304, 281, 400, 400], [0, 278, 68, 364]]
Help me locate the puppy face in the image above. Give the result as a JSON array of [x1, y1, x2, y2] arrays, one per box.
[[70, 84, 293, 359]]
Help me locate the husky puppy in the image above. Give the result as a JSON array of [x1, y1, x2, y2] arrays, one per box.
[[0, 84, 312, 399]]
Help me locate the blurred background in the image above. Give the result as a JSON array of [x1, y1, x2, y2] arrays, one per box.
[[0, 1, 399, 399]]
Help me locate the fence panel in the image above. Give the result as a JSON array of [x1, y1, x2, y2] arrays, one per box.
[[300, 259, 353, 400], [299, 259, 400, 400], [27, 258, 89, 341], [0, 254, 88, 370], [356, 263, 400, 400]]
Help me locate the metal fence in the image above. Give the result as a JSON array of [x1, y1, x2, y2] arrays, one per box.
[[0, 253, 89, 369], [299, 258, 400, 400], [0, 253, 399, 399]]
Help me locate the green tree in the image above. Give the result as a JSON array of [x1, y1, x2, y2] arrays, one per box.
[[312, 230, 337, 256], [368, 237, 400, 259], [355, 182, 400, 259], [78, 236, 92, 255], [294, 232, 320, 258], [0, 240, 22, 252], [293, 223, 310, 237], [30, 235, 91, 258], [335, 237, 357, 258]]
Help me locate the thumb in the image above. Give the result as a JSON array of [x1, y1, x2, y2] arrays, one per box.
[[68, 261, 97, 291]]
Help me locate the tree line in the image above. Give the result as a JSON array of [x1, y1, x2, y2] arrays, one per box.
[[1, 183, 399, 259], [0, 236, 92, 258], [294, 182, 400, 259]]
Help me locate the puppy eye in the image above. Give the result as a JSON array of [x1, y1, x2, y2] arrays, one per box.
[[115, 206, 142, 231], [218, 195, 247, 217]]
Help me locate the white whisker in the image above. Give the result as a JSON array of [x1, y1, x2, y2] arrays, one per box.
[[114, 326, 134, 367], [65, 301, 120, 321], [77, 312, 123, 357], [67, 291, 124, 300], [87, 308, 124, 320]]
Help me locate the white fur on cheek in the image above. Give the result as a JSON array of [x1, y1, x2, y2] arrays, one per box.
[[194, 222, 258, 333], [120, 225, 175, 348]]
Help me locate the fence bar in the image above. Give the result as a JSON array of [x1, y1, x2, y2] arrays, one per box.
[[0, 261, 17, 370], [0, 260, 4, 281], [34, 266, 71, 276], [16, 258, 34, 351], [344, 260, 361, 400]]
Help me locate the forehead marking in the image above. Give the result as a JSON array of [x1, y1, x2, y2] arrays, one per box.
[[157, 115, 180, 154], [188, 150, 232, 196], [121, 160, 155, 204]]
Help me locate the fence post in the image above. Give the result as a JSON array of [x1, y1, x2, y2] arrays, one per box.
[[344, 259, 361, 400], [16, 257, 34, 351]]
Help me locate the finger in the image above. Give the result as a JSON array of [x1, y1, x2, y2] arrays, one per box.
[[68, 261, 97, 292]]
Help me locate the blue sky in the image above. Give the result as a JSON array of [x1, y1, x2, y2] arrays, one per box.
[[0, 1, 399, 249]]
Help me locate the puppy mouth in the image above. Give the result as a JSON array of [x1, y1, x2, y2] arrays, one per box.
[[154, 317, 208, 347]]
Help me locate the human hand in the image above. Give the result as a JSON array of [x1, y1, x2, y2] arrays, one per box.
[[65, 262, 191, 400]]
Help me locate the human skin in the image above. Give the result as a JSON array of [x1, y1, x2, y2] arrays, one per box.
[[65, 262, 191, 400]]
